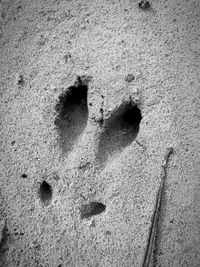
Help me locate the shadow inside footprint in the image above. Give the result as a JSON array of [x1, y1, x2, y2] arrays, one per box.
[[97, 102, 142, 167], [55, 77, 88, 154]]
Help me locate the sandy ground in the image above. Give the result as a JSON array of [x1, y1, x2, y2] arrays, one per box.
[[0, 0, 200, 266]]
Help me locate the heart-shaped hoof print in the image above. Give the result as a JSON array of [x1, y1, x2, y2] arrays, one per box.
[[97, 102, 142, 167], [55, 76, 90, 154], [54, 76, 142, 168]]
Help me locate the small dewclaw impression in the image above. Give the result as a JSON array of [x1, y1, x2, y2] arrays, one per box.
[[39, 181, 53, 205], [80, 202, 106, 219]]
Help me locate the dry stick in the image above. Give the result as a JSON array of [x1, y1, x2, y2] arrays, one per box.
[[142, 147, 174, 267]]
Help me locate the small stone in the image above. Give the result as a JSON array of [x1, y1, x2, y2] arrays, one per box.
[[132, 88, 138, 94]]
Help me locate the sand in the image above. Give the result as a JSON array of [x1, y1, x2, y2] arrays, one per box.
[[0, 0, 200, 266]]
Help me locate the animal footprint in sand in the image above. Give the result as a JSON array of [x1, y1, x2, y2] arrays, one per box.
[[55, 76, 142, 167]]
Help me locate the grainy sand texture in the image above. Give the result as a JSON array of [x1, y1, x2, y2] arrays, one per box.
[[0, 0, 200, 266]]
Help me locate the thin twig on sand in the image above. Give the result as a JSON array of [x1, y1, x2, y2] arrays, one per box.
[[142, 147, 174, 267]]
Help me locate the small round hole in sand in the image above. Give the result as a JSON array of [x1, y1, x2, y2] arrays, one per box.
[[138, 0, 151, 9], [39, 181, 52, 205]]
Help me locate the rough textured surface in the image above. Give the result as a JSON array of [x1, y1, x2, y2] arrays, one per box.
[[0, 0, 199, 266]]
